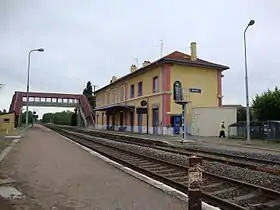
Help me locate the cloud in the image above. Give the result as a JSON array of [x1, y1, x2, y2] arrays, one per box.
[[0, 0, 279, 115]]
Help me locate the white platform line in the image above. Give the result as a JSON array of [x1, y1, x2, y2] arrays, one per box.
[[48, 127, 220, 210], [0, 139, 20, 163]]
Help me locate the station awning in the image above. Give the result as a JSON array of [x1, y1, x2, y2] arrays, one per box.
[[93, 104, 135, 111]]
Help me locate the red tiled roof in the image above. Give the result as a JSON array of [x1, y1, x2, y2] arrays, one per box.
[[163, 51, 229, 70], [164, 51, 192, 60], [95, 50, 229, 93]]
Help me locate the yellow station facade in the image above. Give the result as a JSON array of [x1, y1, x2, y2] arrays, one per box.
[[94, 42, 230, 135]]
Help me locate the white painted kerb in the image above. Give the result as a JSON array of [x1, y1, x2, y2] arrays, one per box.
[[0, 139, 20, 163]]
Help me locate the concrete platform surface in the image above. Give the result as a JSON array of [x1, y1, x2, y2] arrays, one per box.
[[0, 125, 188, 210]]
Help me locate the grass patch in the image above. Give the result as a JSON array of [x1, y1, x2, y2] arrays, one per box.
[[0, 129, 20, 153], [0, 140, 11, 153], [0, 129, 19, 136]]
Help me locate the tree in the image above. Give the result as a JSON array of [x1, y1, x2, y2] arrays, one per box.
[[237, 106, 254, 122], [0, 109, 7, 116], [42, 113, 54, 123], [71, 108, 78, 126], [42, 111, 74, 125], [83, 81, 96, 110], [252, 86, 280, 121], [83, 81, 93, 97], [21, 111, 33, 124]]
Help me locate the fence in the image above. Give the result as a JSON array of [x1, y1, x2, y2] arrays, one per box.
[[228, 121, 280, 141]]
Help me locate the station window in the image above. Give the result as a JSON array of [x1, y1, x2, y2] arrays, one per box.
[[119, 85, 125, 101], [111, 89, 117, 104], [130, 84, 135, 98], [152, 76, 159, 93], [106, 93, 110, 104], [138, 82, 143, 96]]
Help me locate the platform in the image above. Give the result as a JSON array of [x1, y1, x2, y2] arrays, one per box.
[[86, 128, 280, 156], [0, 125, 188, 209]]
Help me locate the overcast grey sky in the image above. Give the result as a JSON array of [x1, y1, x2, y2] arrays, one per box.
[[0, 0, 279, 117]]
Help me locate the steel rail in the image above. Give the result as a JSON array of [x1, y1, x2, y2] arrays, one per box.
[[49, 126, 280, 210], [61, 126, 280, 175]]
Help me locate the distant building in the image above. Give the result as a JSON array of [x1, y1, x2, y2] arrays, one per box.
[[94, 42, 231, 135], [0, 113, 15, 133]]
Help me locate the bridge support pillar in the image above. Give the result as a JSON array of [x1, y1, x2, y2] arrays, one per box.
[[17, 114, 21, 128], [77, 109, 81, 127]]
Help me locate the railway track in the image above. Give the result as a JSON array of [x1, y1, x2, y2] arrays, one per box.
[[50, 126, 280, 210], [60, 126, 280, 176]]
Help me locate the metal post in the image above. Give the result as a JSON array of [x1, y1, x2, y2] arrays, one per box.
[[160, 40, 163, 57], [188, 156, 202, 210], [181, 103, 188, 142], [32, 112, 34, 128], [146, 98, 149, 134], [184, 103, 188, 140], [25, 51, 32, 129], [243, 20, 255, 144], [181, 104, 185, 141], [244, 30, 251, 144], [92, 84, 98, 94], [135, 57, 139, 68], [25, 48, 44, 129]]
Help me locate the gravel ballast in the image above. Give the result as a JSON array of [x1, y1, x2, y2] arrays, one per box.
[[86, 134, 280, 191]]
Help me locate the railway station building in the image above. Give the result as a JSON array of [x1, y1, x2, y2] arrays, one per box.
[[94, 42, 237, 136]]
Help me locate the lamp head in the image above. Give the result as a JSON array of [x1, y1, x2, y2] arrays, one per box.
[[37, 48, 44, 52], [248, 20, 255, 26]]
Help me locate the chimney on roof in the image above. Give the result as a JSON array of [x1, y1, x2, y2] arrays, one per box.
[[190, 42, 197, 61], [110, 76, 117, 83], [142, 60, 151, 67], [130, 64, 137, 73]]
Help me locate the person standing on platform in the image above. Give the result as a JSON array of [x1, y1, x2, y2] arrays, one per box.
[[219, 121, 226, 138]]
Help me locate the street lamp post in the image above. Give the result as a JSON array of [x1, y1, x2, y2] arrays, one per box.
[[25, 48, 44, 129], [244, 20, 255, 144]]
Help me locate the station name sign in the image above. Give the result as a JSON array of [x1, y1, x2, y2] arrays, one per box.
[[189, 88, 202, 93]]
